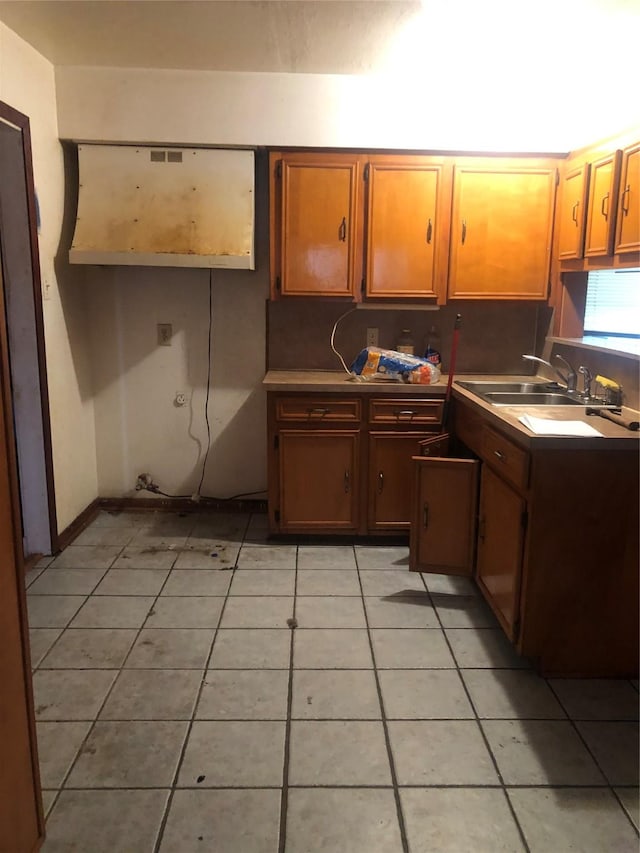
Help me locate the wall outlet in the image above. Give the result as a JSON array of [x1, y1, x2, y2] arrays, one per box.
[[174, 392, 187, 407], [157, 323, 172, 345], [366, 327, 379, 347]]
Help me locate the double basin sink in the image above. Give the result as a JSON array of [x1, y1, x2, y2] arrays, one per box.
[[456, 381, 585, 407]]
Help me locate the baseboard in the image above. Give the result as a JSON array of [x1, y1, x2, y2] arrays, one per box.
[[98, 496, 268, 514], [56, 498, 100, 552]]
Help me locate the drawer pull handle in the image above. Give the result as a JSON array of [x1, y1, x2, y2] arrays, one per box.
[[423, 502, 429, 529], [494, 449, 506, 462], [461, 219, 467, 244], [378, 471, 384, 494], [601, 192, 610, 219], [308, 407, 330, 416], [338, 216, 347, 242], [344, 470, 350, 493], [426, 218, 433, 244], [571, 201, 579, 224], [396, 410, 415, 418]]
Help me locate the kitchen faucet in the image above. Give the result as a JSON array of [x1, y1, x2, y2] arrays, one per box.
[[522, 354, 578, 392]]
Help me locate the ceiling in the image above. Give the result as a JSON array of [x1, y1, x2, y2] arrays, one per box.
[[1, 0, 638, 80], [0, 0, 424, 74]]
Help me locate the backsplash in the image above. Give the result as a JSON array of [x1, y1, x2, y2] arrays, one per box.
[[545, 341, 640, 410], [267, 300, 553, 375]]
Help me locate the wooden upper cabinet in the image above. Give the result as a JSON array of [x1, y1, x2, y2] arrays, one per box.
[[364, 159, 450, 300], [448, 164, 557, 299], [557, 164, 590, 260], [615, 142, 640, 255], [584, 150, 622, 257], [272, 153, 362, 298]]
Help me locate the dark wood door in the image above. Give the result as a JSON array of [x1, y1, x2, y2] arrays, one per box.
[[278, 430, 360, 531], [476, 465, 525, 639], [368, 433, 427, 530], [410, 457, 479, 576], [0, 270, 43, 850]]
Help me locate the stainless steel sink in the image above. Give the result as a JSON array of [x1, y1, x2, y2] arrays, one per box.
[[482, 392, 583, 406], [456, 380, 584, 407]]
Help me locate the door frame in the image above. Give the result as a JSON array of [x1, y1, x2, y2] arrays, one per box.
[[0, 100, 58, 557]]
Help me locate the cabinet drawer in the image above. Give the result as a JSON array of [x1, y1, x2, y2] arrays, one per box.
[[369, 398, 443, 425], [276, 397, 361, 423], [482, 428, 529, 491]]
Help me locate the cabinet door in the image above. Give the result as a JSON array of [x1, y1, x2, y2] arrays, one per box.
[[448, 166, 556, 299], [584, 151, 622, 257], [365, 161, 446, 299], [410, 457, 479, 576], [278, 156, 360, 297], [615, 142, 640, 255], [476, 465, 525, 639], [278, 430, 360, 531], [557, 164, 590, 260], [369, 433, 429, 530]]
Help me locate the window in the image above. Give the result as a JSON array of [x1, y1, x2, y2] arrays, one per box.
[[584, 268, 640, 337]]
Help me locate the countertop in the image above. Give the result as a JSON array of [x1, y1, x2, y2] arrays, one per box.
[[263, 370, 640, 450]]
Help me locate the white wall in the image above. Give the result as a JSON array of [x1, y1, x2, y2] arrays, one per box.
[[55, 66, 640, 154], [0, 25, 98, 534], [87, 266, 267, 500]]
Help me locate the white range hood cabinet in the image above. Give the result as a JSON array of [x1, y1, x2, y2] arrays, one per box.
[[70, 144, 255, 269]]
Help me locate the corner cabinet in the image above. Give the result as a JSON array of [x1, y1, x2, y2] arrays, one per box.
[[411, 396, 639, 676], [267, 392, 443, 536], [448, 163, 557, 299]]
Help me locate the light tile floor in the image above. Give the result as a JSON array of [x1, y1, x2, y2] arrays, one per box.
[[25, 509, 639, 853]]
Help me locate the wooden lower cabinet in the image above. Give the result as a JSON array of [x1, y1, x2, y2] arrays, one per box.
[[278, 430, 360, 532], [476, 465, 525, 640], [410, 397, 639, 677], [268, 392, 443, 536]]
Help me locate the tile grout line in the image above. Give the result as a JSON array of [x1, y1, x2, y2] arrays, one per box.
[[277, 544, 298, 853], [152, 516, 247, 853], [545, 680, 640, 838], [355, 548, 410, 853], [36, 525, 163, 815], [426, 581, 532, 853]]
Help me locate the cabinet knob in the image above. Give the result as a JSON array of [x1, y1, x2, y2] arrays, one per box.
[[378, 471, 384, 494], [338, 217, 347, 242]]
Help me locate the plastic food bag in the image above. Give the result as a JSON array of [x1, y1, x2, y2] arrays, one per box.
[[350, 347, 441, 384]]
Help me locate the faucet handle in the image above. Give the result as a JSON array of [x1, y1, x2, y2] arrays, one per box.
[[578, 365, 593, 399]]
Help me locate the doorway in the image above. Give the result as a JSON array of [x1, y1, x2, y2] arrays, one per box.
[[0, 100, 57, 558]]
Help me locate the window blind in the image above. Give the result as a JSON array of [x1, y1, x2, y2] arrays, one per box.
[[584, 268, 640, 337]]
